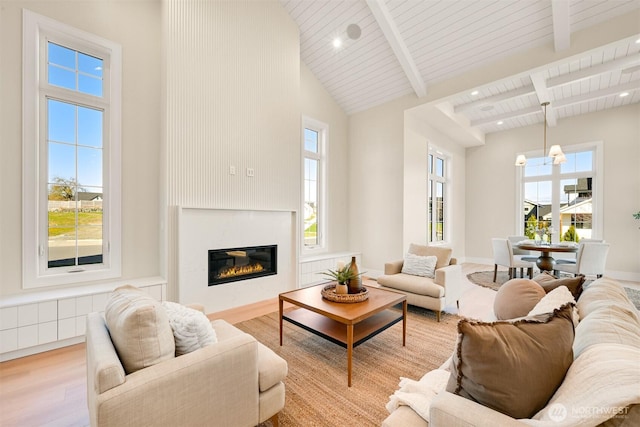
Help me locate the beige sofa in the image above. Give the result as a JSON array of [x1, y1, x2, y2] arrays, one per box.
[[383, 277, 640, 426], [377, 244, 462, 321], [86, 288, 287, 427]]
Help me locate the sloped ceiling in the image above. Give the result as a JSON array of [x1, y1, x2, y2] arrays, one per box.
[[282, 0, 640, 145]]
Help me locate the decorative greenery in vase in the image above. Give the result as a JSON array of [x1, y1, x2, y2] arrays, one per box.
[[320, 265, 361, 285], [634, 211, 640, 229]]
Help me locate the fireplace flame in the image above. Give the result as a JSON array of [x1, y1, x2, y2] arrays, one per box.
[[218, 263, 265, 279]]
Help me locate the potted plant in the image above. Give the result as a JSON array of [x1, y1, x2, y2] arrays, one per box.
[[634, 211, 640, 229], [320, 265, 361, 294]]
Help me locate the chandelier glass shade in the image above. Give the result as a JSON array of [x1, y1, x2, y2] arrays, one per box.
[[515, 102, 566, 166]]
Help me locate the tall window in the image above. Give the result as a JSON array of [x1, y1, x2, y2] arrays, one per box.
[[428, 148, 448, 243], [23, 10, 121, 288], [518, 144, 602, 242], [302, 117, 327, 252]]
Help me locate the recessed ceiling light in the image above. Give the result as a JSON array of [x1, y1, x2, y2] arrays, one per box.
[[619, 92, 630, 97], [332, 38, 342, 48], [471, 90, 479, 96], [635, 38, 640, 44], [497, 120, 504, 125]]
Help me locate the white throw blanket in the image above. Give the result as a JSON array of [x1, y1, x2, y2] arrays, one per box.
[[386, 344, 639, 426], [386, 369, 450, 422], [522, 343, 640, 427]]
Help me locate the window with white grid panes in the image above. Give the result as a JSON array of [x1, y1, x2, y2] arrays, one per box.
[[518, 145, 600, 242], [428, 148, 448, 243], [23, 10, 122, 288], [302, 117, 327, 252]]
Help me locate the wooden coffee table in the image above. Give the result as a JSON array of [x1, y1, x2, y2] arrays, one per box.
[[279, 283, 407, 387]]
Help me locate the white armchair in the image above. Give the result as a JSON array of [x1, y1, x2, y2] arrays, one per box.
[[377, 243, 462, 322], [86, 289, 287, 427]]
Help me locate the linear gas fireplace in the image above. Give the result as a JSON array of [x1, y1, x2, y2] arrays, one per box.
[[208, 245, 277, 286]]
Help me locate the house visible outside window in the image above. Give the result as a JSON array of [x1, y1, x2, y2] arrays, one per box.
[[518, 144, 602, 242], [23, 10, 121, 288], [428, 148, 448, 243], [302, 117, 327, 252]]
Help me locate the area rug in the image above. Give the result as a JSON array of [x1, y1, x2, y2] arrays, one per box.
[[236, 306, 459, 427], [466, 270, 514, 291], [468, 271, 640, 310], [625, 287, 640, 310]]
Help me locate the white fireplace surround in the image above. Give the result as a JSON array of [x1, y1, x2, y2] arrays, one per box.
[[177, 208, 297, 313]]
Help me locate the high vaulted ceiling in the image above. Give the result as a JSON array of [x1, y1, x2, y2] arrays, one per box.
[[282, 0, 640, 145]]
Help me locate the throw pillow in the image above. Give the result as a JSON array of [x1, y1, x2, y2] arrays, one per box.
[[105, 285, 175, 374], [446, 303, 575, 419], [527, 285, 579, 326], [401, 253, 438, 278], [162, 301, 217, 356], [493, 278, 546, 320], [408, 243, 452, 270], [532, 272, 585, 299]]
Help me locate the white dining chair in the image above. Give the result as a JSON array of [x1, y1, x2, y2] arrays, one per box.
[[492, 238, 534, 282], [554, 238, 605, 266], [508, 235, 538, 277], [554, 242, 610, 278], [508, 235, 538, 262]]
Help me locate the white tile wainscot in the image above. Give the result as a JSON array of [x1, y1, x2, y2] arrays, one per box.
[[0, 276, 166, 361], [300, 252, 362, 288]]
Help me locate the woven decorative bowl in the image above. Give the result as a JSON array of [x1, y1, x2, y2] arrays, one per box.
[[321, 284, 369, 303]]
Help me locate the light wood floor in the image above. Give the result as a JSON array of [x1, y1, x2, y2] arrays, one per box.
[[1, 263, 637, 427]]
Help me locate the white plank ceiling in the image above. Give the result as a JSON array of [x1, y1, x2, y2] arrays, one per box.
[[281, 0, 640, 140]]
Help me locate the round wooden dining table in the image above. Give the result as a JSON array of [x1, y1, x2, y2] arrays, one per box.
[[516, 243, 579, 272]]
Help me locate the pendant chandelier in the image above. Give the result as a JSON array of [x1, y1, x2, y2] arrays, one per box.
[[515, 102, 566, 166]]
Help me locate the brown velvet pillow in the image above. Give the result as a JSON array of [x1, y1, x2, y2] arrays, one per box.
[[493, 278, 546, 320], [446, 304, 575, 419], [532, 272, 585, 299]]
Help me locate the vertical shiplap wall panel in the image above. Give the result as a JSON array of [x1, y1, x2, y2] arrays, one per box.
[[165, 0, 300, 211]]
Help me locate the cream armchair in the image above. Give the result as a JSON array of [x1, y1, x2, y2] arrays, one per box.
[[86, 297, 287, 427], [377, 244, 462, 321]]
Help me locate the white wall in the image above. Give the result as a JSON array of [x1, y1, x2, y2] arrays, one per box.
[[348, 95, 415, 272], [466, 104, 640, 278], [0, 1, 161, 298], [404, 113, 466, 259], [163, 0, 300, 211], [300, 62, 350, 254], [347, 100, 468, 277], [163, 0, 301, 304]]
